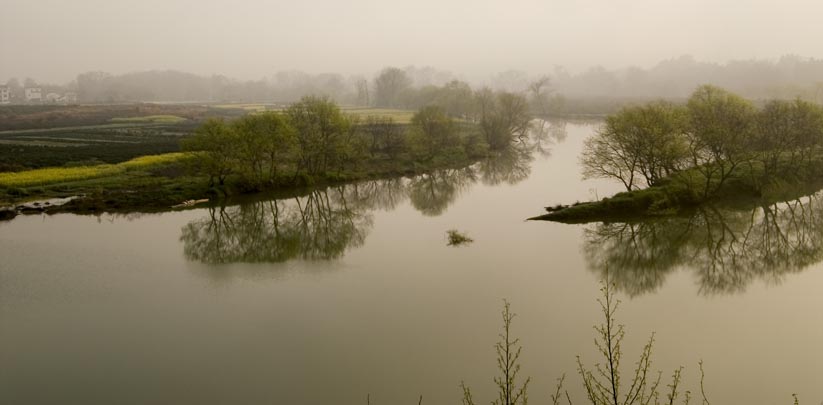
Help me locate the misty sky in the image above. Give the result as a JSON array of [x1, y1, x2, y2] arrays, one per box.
[[3, 0, 823, 83]]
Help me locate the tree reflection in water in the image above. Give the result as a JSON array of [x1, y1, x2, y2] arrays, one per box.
[[181, 187, 374, 264], [530, 118, 568, 158], [181, 121, 566, 264], [409, 168, 478, 216], [479, 144, 534, 186], [584, 192, 823, 296]]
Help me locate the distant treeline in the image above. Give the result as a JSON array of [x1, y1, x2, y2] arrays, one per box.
[[8, 55, 823, 107], [553, 54, 823, 101]]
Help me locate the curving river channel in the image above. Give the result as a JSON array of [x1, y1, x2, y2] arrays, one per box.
[[1, 121, 821, 404]]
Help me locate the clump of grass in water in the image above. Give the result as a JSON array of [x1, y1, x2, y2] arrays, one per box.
[[447, 229, 474, 246]]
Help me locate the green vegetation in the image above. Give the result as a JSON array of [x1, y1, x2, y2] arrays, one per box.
[[0, 124, 189, 172], [1, 92, 531, 216], [0, 153, 187, 188], [342, 107, 415, 124], [0, 103, 237, 131], [182, 189, 372, 263], [374, 67, 413, 108], [461, 300, 530, 405], [537, 85, 823, 222], [477, 89, 533, 150], [211, 103, 272, 112], [0, 103, 248, 172], [0, 153, 205, 213], [581, 101, 687, 191], [446, 229, 474, 246], [183, 94, 525, 193], [110, 115, 187, 124], [574, 283, 689, 405], [461, 284, 717, 405]]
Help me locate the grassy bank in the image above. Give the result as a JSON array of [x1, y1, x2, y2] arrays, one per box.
[[0, 144, 490, 216], [533, 155, 823, 223], [0, 152, 206, 212]]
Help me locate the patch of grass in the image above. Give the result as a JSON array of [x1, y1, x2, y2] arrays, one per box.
[[446, 229, 474, 246], [211, 104, 416, 122], [110, 115, 187, 124], [211, 103, 272, 112], [531, 185, 695, 223], [0, 123, 148, 135], [341, 107, 416, 124], [0, 139, 87, 147]]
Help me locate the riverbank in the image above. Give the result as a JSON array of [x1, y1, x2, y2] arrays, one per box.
[[0, 147, 493, 220], [531, 155, 823, 223]]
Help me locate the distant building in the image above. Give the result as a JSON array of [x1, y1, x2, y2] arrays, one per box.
[[0, 86, 9, 104], [25, 87, 42, 103], [62, 92, 78, 104], [45, 93, 62, 103]]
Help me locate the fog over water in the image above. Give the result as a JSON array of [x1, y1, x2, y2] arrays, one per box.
[[3, 0, 823, 83]]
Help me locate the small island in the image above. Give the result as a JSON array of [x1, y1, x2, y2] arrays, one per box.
[[532, 85, 823, 223]]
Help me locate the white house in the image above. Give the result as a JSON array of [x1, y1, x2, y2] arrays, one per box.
[[62, 92, 78, 104], [25, 87, 42, 103], [0, 86, 9, 104]]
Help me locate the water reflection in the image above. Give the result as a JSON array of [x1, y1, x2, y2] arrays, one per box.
[[478, 145, 534, 186], [409, 168, 477, 216], [181, 120, 568, 264], [529, 118, 567, 158], [180, 156, 521, 264], [584, 193, 823, 296], [181, 188, 374, 263]]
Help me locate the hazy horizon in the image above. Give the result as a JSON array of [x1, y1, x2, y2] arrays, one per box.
[[4, 0, 823, 83]]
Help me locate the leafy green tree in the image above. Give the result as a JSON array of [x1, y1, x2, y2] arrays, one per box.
[[685, 85, 756, 196], [409, 105, 461, 160], [754, 98, 823, 176], [476, 89, 532, 150], [582, 102, 688, 191], [433, 80, 476, 118], [374, 67, 411, 108], [182, 118, 237, 187], [334, 114, 370, 174], [363, 115, 406, 159], [232, 112, 297, 186], [286, 96, 354, 176]]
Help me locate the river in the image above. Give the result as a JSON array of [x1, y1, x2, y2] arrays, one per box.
[[1, 121, 821, 404]]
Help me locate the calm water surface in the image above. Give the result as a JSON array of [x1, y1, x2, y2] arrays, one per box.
[[1, 122, 821, 404]]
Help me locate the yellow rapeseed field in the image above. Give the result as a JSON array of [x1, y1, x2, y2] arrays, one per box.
[[0, 153, 188, 188]]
